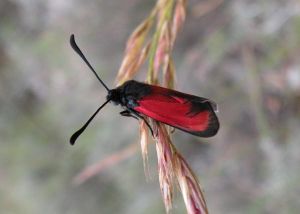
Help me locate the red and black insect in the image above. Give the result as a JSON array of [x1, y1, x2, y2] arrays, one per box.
[[70, 35, 219, 145]]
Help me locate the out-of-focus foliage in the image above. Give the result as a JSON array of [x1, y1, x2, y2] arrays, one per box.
[[1, 0, 299, 213]]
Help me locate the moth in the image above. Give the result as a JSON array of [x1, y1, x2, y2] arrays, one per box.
[[69, 35, 219, 145]]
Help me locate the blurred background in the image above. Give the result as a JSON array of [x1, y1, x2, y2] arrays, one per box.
[[1, 0, 300, 213]]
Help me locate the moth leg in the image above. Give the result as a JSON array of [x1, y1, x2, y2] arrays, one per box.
[[170, 126, 176, 134], [127, 109, 154, 137], [120, 110, 138, 120]]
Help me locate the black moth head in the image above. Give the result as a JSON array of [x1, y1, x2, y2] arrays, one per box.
[[107, 89, 122, 105]]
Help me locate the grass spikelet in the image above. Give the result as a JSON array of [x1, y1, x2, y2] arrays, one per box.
[[140, 120, 150, 178], [174, 152, 209, 214], [155, 123, 175, 212]]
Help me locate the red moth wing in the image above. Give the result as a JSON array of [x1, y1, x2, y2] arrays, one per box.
[[133, 85, 219, 137]]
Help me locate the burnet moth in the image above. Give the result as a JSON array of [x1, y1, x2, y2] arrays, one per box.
[[70, 34, 219, 145]]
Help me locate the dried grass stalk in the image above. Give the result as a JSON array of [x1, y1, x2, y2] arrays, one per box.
[[115, 0, 209, 213]]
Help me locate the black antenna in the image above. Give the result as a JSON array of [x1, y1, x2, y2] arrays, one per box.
[[70, 34, 110, 91], [70, 99, 111, 145]]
